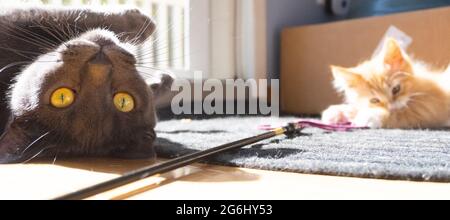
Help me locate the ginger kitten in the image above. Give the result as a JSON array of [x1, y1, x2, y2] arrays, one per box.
[[322, 38, 450, 129]]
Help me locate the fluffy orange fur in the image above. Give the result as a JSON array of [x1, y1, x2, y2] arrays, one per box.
[[322, 38, 450, 129]]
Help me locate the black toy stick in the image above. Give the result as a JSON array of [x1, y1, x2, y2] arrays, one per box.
[[55, 124, 299, 200], [55, 120, 365, 200]]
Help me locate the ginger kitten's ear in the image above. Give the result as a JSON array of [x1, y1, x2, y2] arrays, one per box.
[[381, 38, 413, 74], [331, 65, 364, 90]]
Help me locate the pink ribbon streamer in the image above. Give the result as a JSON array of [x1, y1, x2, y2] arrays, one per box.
[[258, 120, 368, 132]]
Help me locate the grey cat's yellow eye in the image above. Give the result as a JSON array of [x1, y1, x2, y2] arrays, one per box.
[[370, 98, 380, 104], [51, 88, 75, 108], [114, 92, 135, 112], [392, 85, 401, 96]]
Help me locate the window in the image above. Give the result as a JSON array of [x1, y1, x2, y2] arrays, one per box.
[[0, 0, 210, 78]]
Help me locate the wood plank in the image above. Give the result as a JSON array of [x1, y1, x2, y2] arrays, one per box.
[[1, 158, 450, 200]]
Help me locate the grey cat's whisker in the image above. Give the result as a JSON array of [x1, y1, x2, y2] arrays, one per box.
[[2, 22, 59, 50], [134, 30, 186, 54], [135, 66, 166, 71], [135, 28, 189, 59], [135, 42, 191, 60], [137, 19, 153, 42], [1, 46, 60, 62], [34, 23, 67, 46], [52, 152, 59, 165], [35, 60, 63, 63], [131, 9, 189, 59], [0, 24, 56, 51], [116, 31, 134, 38], [138, 73, 158, 79], [0, 46, 58, 57], [0, 72, 21, 86], [127, 18, 151, 45], [2, 29, 55, 51], [0, 61, 30, 73], [51, 17, 73, 42], [144, 22, 190, 48], [64, 22, 77, 40], [51, 132, 68, 165], [135, 38, 195, 61], [136, 52, 190, 65], [0, 63, 33, 85], [135, 40, 183, 60], [53, 24, 72, 46], [0, 34, 53, 53], [68, 23, 82, 37], [22, 146, 56, 164], [9, 22, 58, 48], [0, 48, 38, 61], [0, 23, 56, 49], [137, 72, 156, 78], [20, 131, 51, 158], [137, 72, 158, 79], [139, 14, 182, 49], [134, 20, 152, 44], [135, 47, 184, 62], [33, 18, 74, 47], [126, 6, 165, 45]]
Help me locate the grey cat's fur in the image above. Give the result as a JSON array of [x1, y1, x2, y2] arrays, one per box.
[[0, 7, 171, 163]]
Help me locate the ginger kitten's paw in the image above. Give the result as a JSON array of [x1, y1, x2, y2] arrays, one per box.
[[321, 104, 357, 125], [352, 108, 389, 128]]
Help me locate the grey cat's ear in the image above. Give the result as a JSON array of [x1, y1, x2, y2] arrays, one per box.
[[0, 118, 47, 164]]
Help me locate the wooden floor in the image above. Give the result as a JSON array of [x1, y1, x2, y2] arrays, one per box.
[[1, 158, 450, 200]]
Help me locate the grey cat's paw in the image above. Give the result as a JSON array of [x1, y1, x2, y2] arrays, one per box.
[[149, 72, 175, 107], [150, 73, 175, 96], [111, 145, 156, 161], [110, 129, 157, 160], [119, 9, 156, 44]]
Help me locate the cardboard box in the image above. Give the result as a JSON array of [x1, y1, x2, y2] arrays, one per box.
[[281, 6, 450, 115]]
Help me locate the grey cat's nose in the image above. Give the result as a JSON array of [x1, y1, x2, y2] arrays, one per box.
[[88, 51, 111, 65], [87, 63, 112, 87], [87, 52, 112, 86], [84, 33, 116, 47], [95, 38, 115, 47]]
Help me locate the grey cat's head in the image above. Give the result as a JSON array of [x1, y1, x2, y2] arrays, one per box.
[[0, 28, 172, 163]]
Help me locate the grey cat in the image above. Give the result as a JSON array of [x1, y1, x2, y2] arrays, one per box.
[[0, 7, 172, 163]]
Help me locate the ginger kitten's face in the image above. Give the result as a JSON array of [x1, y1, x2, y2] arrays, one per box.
[[332, 39, 414, 112], [328, 39, 449, 128]]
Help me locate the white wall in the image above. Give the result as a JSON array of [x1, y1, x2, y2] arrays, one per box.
[[266, 0, 338, 79]]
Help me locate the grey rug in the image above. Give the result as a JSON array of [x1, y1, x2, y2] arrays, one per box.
[[154, 117, 450, 182]]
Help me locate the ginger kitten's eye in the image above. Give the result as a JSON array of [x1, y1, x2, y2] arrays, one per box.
[[392, 85, 401, 96], [50, 88, 75, 108], [370, 98, 380, 104], [114, 92, 135, 112]]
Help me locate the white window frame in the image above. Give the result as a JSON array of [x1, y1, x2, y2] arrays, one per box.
[[1, 0, 211, 79], [173, 0, 210, 79]]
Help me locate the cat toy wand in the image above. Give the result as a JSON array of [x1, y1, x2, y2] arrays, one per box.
[[54, 120, 363, 200]]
